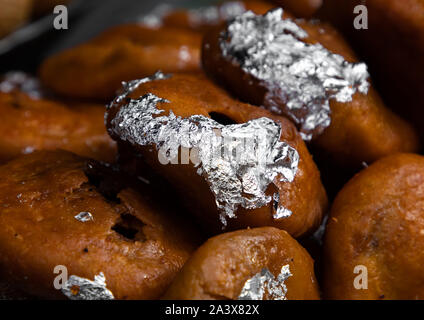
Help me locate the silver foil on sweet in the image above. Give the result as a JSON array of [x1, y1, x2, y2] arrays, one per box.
[[108, 77, 299, 226], [0, 71, 42, 99], [220, 9, 370, 141], [113, 71, 170, 106], [74, 211, 94, 222], [61, 272, 114, 300], [238, 265, 292, 300]]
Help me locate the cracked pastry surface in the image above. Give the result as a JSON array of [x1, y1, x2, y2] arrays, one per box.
[[0, 150, 200, 299]]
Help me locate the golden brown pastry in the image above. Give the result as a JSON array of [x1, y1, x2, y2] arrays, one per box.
[[0, 87, 116, 163], [0, 150, 200, 299], [106, 72, 327, 237], [319, 0, 424, 140], [0, 0, 33, 38], [39, 24, 202, 100], [323, 153, 424, 299], [202, 9, 419, 167], [164, 227, 320, 300]]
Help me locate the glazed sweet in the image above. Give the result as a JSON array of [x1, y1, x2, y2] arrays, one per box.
[[156, 0, 277, 32], [164, 227, 320, 300], [0, 88, 116, 163], [0, 150, 200, 299], [202, 9, 419, 167], [323, 153, 424, 299], [320, 0, 424, 140], [106, 72, 327, 237], [39, 25, 202, 100]]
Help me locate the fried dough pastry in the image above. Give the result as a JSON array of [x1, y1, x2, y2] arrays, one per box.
[[39, 25, 202, 100], [164, 227, 320, 300], [202, 9, 419, 167], [323, 153, 424, 299], [0, 89, 116, 163], [319, 0, 424, 140], [106, 72, 327, 237], [0, 150, 200, 299]]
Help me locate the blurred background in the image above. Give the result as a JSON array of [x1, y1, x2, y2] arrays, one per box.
[[0, 0, 216, 73]]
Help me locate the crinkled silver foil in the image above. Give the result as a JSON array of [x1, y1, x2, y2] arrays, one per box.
[[62, 272, 114, 300], [0, 71, 42, 99], [220, 9, 370, 140], [74, 211, 94, 222], [238, 265, 292, 300], [114, 71, 169, 105], [108, 75, 299, 226]]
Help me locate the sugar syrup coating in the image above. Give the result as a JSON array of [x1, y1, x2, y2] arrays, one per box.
[[0, 150, 200, 299], [324, 153, 424, 299], [106, 72, 327, 237]]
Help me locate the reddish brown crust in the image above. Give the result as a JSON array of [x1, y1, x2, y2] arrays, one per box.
[[164, 227, 320, 300], [0, 91, 116, 163], [106, 73, 327, 237], [201, 14, 419, 167], [323, 153, 424, 299], [39, 25, 202, 100], [0, 150, 200, 299]]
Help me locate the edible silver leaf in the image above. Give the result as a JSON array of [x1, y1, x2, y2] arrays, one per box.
[[220, 9, 370, 140], [238, 265, 292, 300], [74, 211, 94, 222], [108, 77, 299, 226], [62, 272, 114, 300], [112, 71, 170, 106]]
